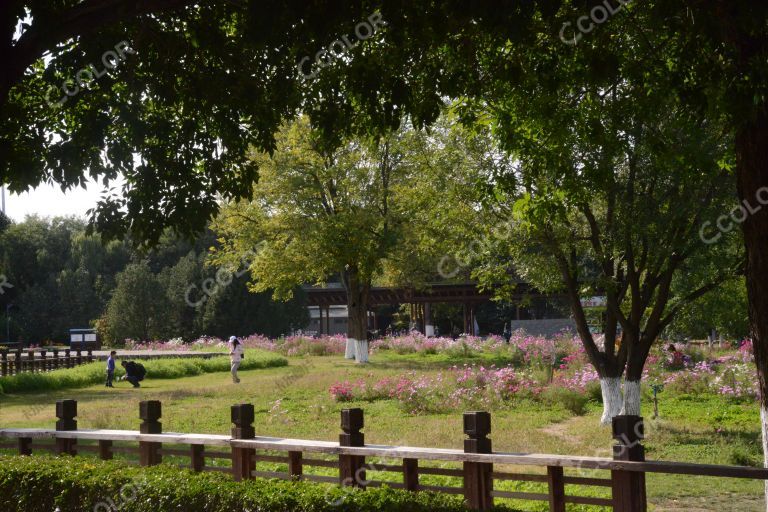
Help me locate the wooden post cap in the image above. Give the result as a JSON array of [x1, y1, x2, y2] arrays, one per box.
[[231, 404, 255, 425], [464, 411, 491, 438], [612, 415, 644, 444], [341, 408, 364, 433], [56, 399, 77, 419], [231, 404, 255, 439], [56, 400, 77, 431], [139, 400, 162, 421]]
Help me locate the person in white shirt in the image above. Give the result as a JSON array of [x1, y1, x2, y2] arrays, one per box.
[[228, 335, 244, 383]]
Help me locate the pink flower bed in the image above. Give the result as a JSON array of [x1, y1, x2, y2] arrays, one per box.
[[330, 364, 544, 414]]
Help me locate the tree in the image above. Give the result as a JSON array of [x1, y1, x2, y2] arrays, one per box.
[[5, 3, 768, 495], [199, 278, 309, 339], [100, 261, 163, 343], [463, 87, 739, 422], [213, 117, 410, 362], [667, 277, 749, 342]]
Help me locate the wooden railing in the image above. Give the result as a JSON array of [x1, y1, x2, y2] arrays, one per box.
[[1, 400, 767, 512], [0, 348, 93, 377]]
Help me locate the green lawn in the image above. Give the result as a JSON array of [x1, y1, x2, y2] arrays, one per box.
[[0, 351, 763, 511]]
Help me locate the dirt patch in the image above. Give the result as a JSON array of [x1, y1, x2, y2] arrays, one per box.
[[540, 415, 585, 445], [651, 494, 764, 512]]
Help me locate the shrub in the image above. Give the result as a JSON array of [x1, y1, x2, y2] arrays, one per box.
[[541, 387, 590, 416], [0, 455, 501, 512], [0, 350, 287, 394]]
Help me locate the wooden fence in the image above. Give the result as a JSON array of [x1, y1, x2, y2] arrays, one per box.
[[1, 400, 767, 512], [0, 348, 94, 377]]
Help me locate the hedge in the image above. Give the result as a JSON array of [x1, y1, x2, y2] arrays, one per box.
[[0, 350, 287, 394], [0, 455, 519, 512]]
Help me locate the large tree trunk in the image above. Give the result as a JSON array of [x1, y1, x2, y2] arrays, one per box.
[[735, 104, 768, 509], [600, 377, 623, 425], [343, 268, 370, 364]]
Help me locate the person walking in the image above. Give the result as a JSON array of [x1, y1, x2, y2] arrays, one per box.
[[229, 336, 244, 383], [105, 350, 117, 387]]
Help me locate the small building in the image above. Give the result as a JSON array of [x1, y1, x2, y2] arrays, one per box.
[[69, 328, 100, 350]]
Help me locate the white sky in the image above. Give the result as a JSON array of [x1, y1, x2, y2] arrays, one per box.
[[3, 179, 109, 222]]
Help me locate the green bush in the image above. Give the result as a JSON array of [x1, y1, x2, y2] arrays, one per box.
[[0, 350, 287, 394], [0, 455, 519, 512], [541, 387, 590, 416], [585, 380, 603, 404]]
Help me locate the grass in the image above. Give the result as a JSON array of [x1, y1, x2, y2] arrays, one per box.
[[0, 349, 287, 394], [0, 351, 763, 511]]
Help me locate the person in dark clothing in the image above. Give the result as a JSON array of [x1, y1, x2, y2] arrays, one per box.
[[120, 360, 146, 388], [105, 351, 117, 387], [502, 323, 512, 344]]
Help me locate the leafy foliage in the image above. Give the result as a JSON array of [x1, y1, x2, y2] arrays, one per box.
[[0, 455, 479, 512]]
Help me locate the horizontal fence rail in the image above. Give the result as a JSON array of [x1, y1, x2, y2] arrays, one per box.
[[1, 401, 767, 512], [0, 348, 94, 376]]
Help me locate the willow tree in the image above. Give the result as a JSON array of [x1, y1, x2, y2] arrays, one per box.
[[212, 118, 413, 362]]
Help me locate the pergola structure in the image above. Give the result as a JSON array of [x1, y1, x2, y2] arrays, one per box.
[[304, 282, 553, 336]]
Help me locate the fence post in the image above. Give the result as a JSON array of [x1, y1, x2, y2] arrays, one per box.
[[26, 349, 34, 372], [139, 400, 162, 466], [87, 349, 93, 363], [17, 437, 31, 455], [76, 350, 82, 366], [55, 399, 78, 455], [463, 411, 493, 511], [64, 349, 71, 368], [339, 408, 366, 488], [40, 350, 47, 372], [98, 440, 113, 460], [1, 350, 7, 377], [288, 451, 303, 480], [231, 403, 256, 481], [52, 348, 59, 370], [403, 458, 419, 491], [191, 445, 205, 472], [547, 466, 566, 512], [611, 415, 647, 512]]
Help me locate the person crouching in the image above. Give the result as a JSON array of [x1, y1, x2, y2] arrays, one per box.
[[120, 360, 146, 388]]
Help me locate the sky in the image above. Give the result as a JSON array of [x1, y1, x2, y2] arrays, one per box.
[[2, 179, 108, 222]]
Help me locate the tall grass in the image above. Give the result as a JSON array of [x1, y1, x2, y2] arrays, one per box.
[[0, 350, 287, 394]]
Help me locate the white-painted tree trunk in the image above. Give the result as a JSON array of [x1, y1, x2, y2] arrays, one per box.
[[355, 339, 369, 364], [344, 338, 356, 359], [621, 380, 641, 416], [600, 377, 623, 425], [761, 405, 768, 512]]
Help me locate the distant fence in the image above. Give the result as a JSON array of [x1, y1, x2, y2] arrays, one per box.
[[0, 348, 94, 377], [1, 402, 767, 512]]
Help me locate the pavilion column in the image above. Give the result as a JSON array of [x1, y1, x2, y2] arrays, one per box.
[[463, 302, 471, 335], [424, 302, 434, 337], [318, 306, 324, 336]]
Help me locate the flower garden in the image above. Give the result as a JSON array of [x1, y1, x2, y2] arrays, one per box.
[[122, 331, 758, 416]]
